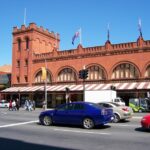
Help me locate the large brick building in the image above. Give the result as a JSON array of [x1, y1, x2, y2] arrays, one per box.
[[1, 23, 150, 107]]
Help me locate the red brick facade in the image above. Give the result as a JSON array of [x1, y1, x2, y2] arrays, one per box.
[[12, 23, 150, 87]]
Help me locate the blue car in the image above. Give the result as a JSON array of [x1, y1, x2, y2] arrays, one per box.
[[39, 102, 113, 129]]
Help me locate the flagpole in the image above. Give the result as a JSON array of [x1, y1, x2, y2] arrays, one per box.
[[55, 33, 57, 49], [107, 23, 110, 41], [138, 18, 142, 37], [79, 28, 82, 45], [24, 8, 26, 26]]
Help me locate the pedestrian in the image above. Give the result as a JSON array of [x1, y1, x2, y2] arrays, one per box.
[[32, 100, 36, 110], [42, 100, 46, 110], [8, 100, 12, 111], [28, 99, 33, 111], [16, 98, 20, 111], [12, 100, 16, 111], [25, 99, 29, 111]]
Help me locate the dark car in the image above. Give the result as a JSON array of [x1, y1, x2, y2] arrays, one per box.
[[39, 101, 113, 129]]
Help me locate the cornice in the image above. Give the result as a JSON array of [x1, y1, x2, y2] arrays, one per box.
[[33, 46, 150, 64]]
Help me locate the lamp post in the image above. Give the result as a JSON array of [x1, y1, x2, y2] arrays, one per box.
[[44, 59, 47, 110], [18, 89, 21, 106]]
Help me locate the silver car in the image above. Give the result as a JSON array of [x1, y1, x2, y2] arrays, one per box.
[[98, 102, 133, 123]]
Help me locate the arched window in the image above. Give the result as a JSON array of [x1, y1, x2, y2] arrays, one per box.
[[57, 68, 76, 82], [111, 63, 139, 79], [18, 39, 21, 51], [145, 65, 150, 78], [26, 37, 29, 49], [86, 65, 106, 80], [34, 70, 51, 83]]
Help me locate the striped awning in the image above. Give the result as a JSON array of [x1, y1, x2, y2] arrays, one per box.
[[1, 82, 150, 93]]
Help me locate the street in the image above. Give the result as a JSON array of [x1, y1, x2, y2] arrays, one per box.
[[0, 108, 149, 150]]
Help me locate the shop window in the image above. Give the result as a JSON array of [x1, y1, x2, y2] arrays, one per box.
[[112, 63, 139, 79], [86, 65, 106, 80], [34, 70, 51, 83], [57, 68, 76, 82]]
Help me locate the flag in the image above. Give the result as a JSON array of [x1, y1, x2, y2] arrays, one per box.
[[41, 67, 47, 80], [72, 29, 80, 45], [138, 18, 142, 37]]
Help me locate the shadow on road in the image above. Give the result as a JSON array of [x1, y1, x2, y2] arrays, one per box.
[[135, 127, 150, 133], [37, 122, 111, 130], [0, 137, 76, 150]]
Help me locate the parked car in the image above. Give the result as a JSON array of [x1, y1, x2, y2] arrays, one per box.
[[141, 114, 150, 130], [98, 102, 133, 123], [39, 101, 114, 129], [0, 100, 9, 108]]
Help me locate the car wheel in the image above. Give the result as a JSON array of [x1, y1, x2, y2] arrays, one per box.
[[83, 118, 94, 129], [112, 114, 120, 123], [43, 116, 52, 126]]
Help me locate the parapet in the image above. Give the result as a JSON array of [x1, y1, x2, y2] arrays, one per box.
[[12, 23, 60, 40]]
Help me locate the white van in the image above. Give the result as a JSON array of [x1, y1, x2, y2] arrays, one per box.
[[112, 97, 125, 106]]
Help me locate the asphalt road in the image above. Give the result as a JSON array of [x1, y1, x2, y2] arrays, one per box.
[[0, 108, 149, 150]]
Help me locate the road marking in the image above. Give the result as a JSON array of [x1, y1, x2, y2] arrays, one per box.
[[53, 128, 110, 135], [0, 120, 38, 128], [108, 123, 139, 127]]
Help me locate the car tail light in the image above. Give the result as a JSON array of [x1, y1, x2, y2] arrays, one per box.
[[101, 109, 107, 115], [122, 107, 128, 112]]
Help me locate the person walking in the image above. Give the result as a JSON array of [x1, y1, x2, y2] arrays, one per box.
[[28, 100, 33, 111], [16, 98, 20, 111], [42, 100, 46, 110], [12, 100, 16, 111], [25, 99, 29, 111], [32, 100, 36, 110], [8, 100, 12, 111]]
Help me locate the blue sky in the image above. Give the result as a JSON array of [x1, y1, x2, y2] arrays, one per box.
[[0, 0, 150, 66]]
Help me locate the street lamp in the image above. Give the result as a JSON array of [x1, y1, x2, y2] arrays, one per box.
[[45, 59, 47, 110]]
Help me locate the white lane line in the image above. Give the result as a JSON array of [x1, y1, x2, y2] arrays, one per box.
[[0, 120, 38, 128], [53, 128, 110, 135], [108, 123, 139, 127]]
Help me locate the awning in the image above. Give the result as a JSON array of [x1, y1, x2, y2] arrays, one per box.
[[1, 82, 150, 93], [1, 86, 43, 92]]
